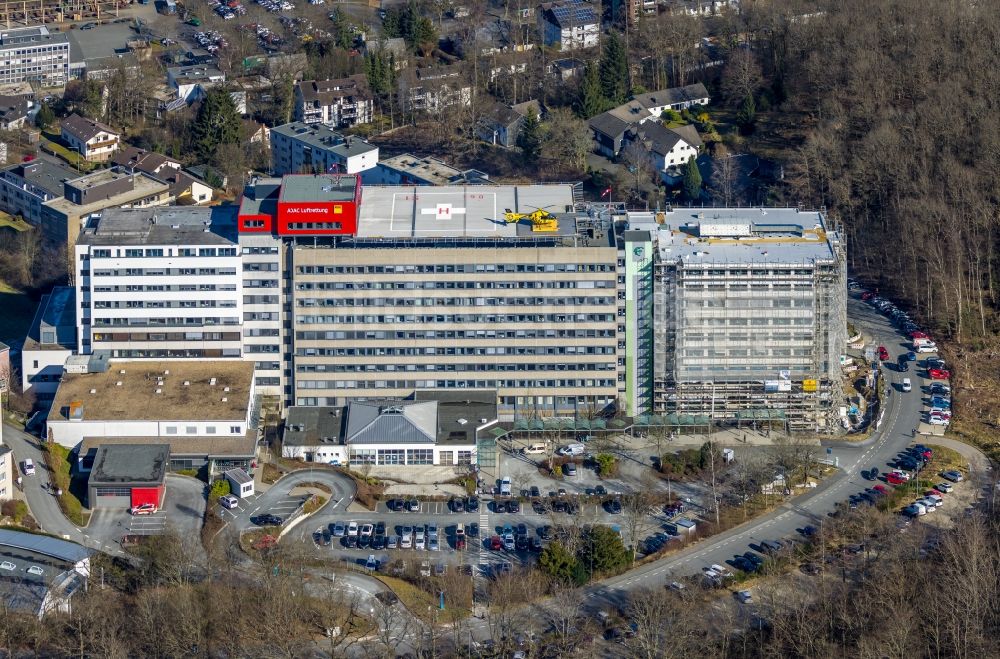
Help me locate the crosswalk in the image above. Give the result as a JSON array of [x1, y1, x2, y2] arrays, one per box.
[[477, 511, 490, 569]]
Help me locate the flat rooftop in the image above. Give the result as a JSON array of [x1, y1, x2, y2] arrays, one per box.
[[239, 177, 281, 217], [167, 65, 224, 82], [279, 174, 357, 203], [655, 208, 839, 265], [0, 26, 68, 47], [379, 154, 464, 185], [67, 23, 136, 68], [50, 360, 254, 422], [272, 122, 377, 158], [3, 160, 78, 198], [77, 206, 238, 246], [81, 433, 256, 459], [354, 184, 576, 238], [90, 444, 169, 484], [44, 174, 168, 217]]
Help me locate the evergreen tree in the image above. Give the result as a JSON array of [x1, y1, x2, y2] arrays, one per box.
[[328, 9, 354, 50], [516, 111, 542, 168], [575, 63, 606, 119], [736, 93, 757, 132], [35, 103, 54, 129], [365, 48, 397, 98], [191, 89, 242, 161], [599, 31, 629, 106], [683, 157, 703, 201], [382, 7, 402, 38]]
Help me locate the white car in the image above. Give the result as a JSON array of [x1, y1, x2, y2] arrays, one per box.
[[890, 470, 911, 482], [400, 533, 413, 549], [21, 459, 34, 476], [901, 378, 912, 392], [347, 521, 359, 536], [219, 494, 239, 509], [0, 561, 15, 571], [415, 535, 426, 550], [928, 415, 950, 426], [924, 493, 943, 505], [916, 498, 937, 511], [26, 566, 44, 576], [916, 343, 937, 353], [360, 524, 374, 538], [910, 502, 927, 516], [935, 482, 954, 493]]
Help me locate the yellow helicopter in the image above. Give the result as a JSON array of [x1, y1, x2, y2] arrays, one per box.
[[501, 206, 559, 232]]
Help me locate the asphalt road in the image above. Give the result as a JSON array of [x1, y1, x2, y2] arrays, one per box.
[[224, 467, 357, 533]]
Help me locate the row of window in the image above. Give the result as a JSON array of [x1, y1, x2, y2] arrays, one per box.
[[295, 328, 615, 347], [242, 246, 280, 255], [164, 425, 243, 435], [296, 313, 616, 325], [681, 349, 814, 358], [293, 345, 616, 357], [92, 284, 237, 293], [94, 300, 237, 309], [244, 263, 280, 271], [92, 268, 238, 277], [104, 348, 241, 358], [297, 296, 615, 308], [92, 317, 240, 327], [295, 378, 617, 391], [93, 331, 241, 342], [91, 248, 238, 258], [295, 280, 615, 291], [297, 263, 615, 274], [297, 362, 617, 380], [681, 317, 815, 327]]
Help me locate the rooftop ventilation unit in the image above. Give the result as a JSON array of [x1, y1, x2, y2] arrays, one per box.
[[210, 378, 217, 385], [119, 369, 126, 374], [89, 389, 96, 394], [223, 386, 230, 392], [155, 388, 162, 394], [457, 418, 468, 425]]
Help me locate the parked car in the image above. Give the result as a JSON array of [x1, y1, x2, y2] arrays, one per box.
[[450, 497, 465, 512], [887, 473, 907, 485], [563, 463, 578, 477], [917, 342, 937, 353], [130, 503, 157, 516], [930, 383, 951, 395], [254, 514, 282, 526], [332, 522, 346, 536], [901, 504, 924, 518], [905, 351, 917, 361], [736, 590, 753, 604], [928, 368, 951, 380], [360, 524, 374, 537], [347, 522, 359, 536], [878, 346, 889, 360], [935, 482, 954, 493], [407, 499, 420, 512], [219, 494, 239, 509], [941, 470, 964, 482], [466, 497, 480, 512], [490, 535, 503, 550]]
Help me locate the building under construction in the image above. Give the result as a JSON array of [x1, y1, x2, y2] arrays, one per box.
[[633, 207, 846, 432]]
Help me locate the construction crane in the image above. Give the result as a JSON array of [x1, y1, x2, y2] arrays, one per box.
[[502, 207, 559, 232]]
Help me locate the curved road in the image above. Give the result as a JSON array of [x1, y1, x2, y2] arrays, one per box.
[[228, 467, 357, 534]]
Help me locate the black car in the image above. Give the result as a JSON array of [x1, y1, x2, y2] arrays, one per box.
[[732, 557, 755, 572], [539, 525, 554, 540], [529, 537, 543, 552], [552, 500, 567, 513], [312, 531, 324, 546], [493, 500, 508, 513], [343, 535, 359, 549], [468, 522, 479, 538], [508, 499, 521, 514], [530, 486, 541, 498], [450, 497, 465, 512], [386, 498, 404, 512], [407, 498, 420, 512], [898, 360, 909, 372], [532, 500, 547, 514], [516, 523, 528, 537], [372, 534, 386, 550], [515, 535, 529, 551], [594, 485, 607, 496], [254, 514, 283, 527], [605, 499, 623, 514], [358, 534, 371, 549], [743, 551, 764, 566], [375, 522, 386, 536], [466, 497, 480, 512], [321, 530, 332, 546]]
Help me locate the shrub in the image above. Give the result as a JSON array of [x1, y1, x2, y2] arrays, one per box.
[[175, 468, 198, 478], [662, 109, 683, 123], [595, 453, 619, 477], [303, 495, 327, 514], [209, 479, 231, 499], [1, 500, 28, 523]]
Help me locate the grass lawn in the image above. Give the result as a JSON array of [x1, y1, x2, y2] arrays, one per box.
[[43, 443, 90, 526], [40, 139, 94, 173], [0, 213, 29, 232]]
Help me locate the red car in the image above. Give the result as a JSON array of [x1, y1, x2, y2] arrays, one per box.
[[928, 368, 951, 380], [862, 292, 873, 300], [878, 346, 889, 361], [490, 535, 503, 551], [886, 473, 906, 485], [873, 484, 889, 494]]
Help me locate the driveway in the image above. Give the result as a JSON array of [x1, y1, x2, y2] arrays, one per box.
[[226, 467, 356, 533]]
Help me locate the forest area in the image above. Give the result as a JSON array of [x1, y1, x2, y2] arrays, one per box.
[[764, 0, 1000, 457]]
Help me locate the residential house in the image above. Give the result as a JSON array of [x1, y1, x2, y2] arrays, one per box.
[[0, 160, 78, 225], [243, 119, 270, 147], [294, 76, 373, 128], [548, 57, 586, 81], [588, 83, 710, 157], [665, 0, 738, 16], [60, 114, 121, 163], [166, 65, 226, 103], [111, 147, 213, 205], [406, 66, 472, 113], [537, 0, 600, 52], [0, 96, 29, 131], [476, 100, 541, 148], [625, 121, 703, 181]]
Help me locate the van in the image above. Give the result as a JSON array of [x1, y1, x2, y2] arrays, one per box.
[[901, 378, 912, 392], [559, 443, 585, 457], [21, 459, 34, 476], [522, 443, 547, 455], [499, 477, 512, 496]]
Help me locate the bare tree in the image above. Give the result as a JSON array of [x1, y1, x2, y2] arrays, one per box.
[[721, 48, 764, 105], [620, 490, 654, 563], [541, 584, 585, 652], [711, 144, 739, 207]]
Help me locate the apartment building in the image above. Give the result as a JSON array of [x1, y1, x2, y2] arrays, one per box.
[[0, 160, 78, 225], [74, 207, 243, 360], [294, 76, 374, 128], [270, 122, 379, 176], [646, 208, 847, 431], [406, 66, 472, 113], [0, 26, 71, 88], [537, 0, 600, 52], [21, 286, 77, 398]]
